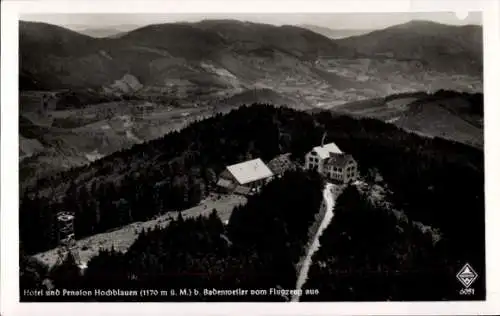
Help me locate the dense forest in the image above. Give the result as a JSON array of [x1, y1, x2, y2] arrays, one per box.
[[383, 90, 483, 114], [303, 185, 484, 301], [320, 90, 484, 117], [20, 103, 484, 301], [21, 171, 324, 302], [406, 90, 484, 115]]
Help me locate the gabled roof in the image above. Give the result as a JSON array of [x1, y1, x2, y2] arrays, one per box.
[[311, 142, 343, 159], [226, 158, 274, 185], [325, 153, 354, 168]]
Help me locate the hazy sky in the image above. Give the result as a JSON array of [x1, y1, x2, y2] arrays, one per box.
[[22, 12, 482, 30]]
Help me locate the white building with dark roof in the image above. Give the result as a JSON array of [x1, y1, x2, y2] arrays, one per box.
[[305, 141, 358, 184], [216, 158, 274, 195], [305, 142, 343, 174]]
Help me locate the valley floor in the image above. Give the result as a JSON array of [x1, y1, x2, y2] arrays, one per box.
[[33, 193, 247, 268]]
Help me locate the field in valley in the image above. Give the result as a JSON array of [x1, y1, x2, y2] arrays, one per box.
[[19, 95, 221, 188], [250, 57, 482, 110]]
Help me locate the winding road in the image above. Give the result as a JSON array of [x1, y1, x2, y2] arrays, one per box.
[[291, 183, 336, 302]]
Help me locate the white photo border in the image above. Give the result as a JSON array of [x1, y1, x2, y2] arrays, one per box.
[[2, 0, 499, 315]]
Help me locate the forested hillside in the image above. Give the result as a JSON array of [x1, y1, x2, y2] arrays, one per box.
[[303, 185, 484, 301], [19, 20, 345, 90], [325, 90, 484, 148], [335, 20, 482, 75], [20, 104, 484, 300], [22, 104, 483, 254], [22, 171, 324, 302]]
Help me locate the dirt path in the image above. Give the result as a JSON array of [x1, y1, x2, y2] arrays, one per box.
[[33, 194, 247, 268], [291, 183, 336, 302]]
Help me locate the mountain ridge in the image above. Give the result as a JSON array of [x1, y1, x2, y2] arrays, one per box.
[[334, 20, 482, 75], [19, 19, 346, 91], [19, 19, 482, 92]]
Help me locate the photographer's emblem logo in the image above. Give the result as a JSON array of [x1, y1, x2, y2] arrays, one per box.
[[456, 263, 478, 289]]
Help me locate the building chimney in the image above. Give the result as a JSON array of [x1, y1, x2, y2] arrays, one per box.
[[321, 132, 327, 147]]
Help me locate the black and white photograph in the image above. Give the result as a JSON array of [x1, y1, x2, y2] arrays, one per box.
[[2, 0, 500, 314]]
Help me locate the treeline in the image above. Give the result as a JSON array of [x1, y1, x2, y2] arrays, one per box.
[[20, 169, 214, 253], [310, 111, 483, 266], [21, 171, 324, 302], [303, 185, 485, 301], [21, 103, 484, 270], [407, 89, 483, 115], [20, 246, 50, 296], [52, 90, 186, 110], [383, 91, 429, 102]]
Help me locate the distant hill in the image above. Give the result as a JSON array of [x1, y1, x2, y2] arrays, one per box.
[[19, 19, 349, 92], [325, 90, 484, 148], [335, 20, 483, 75], [19, 21, 119, 90], [19, 19, 482, 93], [114, 19, 350, 67], [299, 24, 372, 39], [19, 21, 99, 60]]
